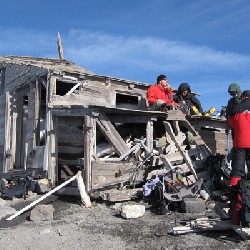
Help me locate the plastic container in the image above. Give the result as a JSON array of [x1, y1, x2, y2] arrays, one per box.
[[200, 189, 210, 200]]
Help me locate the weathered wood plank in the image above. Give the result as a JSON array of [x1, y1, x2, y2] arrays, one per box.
[[164, 121, 198, 180], [107, 114, 153, 123], [92, 161, 135, 172], [58, 145, 84, 154], [35, 79, 41, 146], [47, 111, 58, 186], [99, 188, 142, 202], [3, 91, 12, 172], [166, 110, 186, 121], [146, 119, 154, 155], [26, 146, 45, 169], [84, 114, 96, 191], [96, 112, 129, 156], [92, 161, 142, 189]]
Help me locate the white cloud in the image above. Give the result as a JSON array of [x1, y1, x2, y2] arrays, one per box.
[[1, 27, 249, 75], [0, 27, 249, 111], [62, 29, 250, 75]]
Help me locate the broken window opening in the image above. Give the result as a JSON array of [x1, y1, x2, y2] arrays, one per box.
[[116, 93, 139, 109], [23, 95, 28, 106], [56, 80, 78, 96]]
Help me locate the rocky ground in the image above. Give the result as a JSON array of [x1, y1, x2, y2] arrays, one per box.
[[0, 194, 249, 250]]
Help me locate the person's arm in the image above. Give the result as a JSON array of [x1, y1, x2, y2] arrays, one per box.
[[147, 86, 157, 105], [173, 94, 178, 102], [227, 116, 234, 129], [191, 95, 203, 113], [165, 89, 174, 105], [225, 99, 232, 119]]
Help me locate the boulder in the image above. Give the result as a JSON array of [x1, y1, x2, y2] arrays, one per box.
[[0, 206, 16, 219], [181, 197, 206, 213], [30, 204, 54, 221], [35, 179, 52, 194], [120, 204, 145, 219]]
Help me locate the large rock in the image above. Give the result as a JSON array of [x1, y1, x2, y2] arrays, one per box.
[[35, 179, 52, 194], [0, 206, 16, 219], [181, 197, 206, 213], [120, 204, 145, 219], [0, 198, 7, 206], [30, 204, 54, 221]]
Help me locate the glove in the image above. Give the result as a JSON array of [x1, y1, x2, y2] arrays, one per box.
[[161, 103, 168, 111]]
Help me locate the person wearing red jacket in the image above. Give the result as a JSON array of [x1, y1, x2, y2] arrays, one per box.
[[146, 74, 174, 111], [228, 90, 250, 225]]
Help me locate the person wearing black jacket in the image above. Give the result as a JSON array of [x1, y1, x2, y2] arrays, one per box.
[[174, 83, 203, 115], [226, 83, 242, 119]]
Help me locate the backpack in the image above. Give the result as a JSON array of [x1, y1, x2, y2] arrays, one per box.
[[204, 154, 230, 190], [0, 177, 31, 200], [239, 179, 250, 227], [143, 170, 203, 215]]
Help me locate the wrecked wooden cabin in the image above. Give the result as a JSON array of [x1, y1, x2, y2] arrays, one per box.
[[0, 56, 228, 200]]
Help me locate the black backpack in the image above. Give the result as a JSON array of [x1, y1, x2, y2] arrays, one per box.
[[239, 179, 250, 227], [204, 154, 230, 190], [0, 178, 30, 200]]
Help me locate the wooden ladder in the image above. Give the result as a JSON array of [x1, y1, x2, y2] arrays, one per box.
[[158, 110, 212, 185]]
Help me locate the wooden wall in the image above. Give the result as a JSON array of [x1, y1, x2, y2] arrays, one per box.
[[49, 75, 148, 110], [57, 116, 85, 180], [0, 60, 151, 185]]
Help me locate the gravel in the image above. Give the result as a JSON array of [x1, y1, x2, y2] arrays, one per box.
[[0, 195, 249, 250]]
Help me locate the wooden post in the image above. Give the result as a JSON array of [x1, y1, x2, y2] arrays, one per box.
[[47, 111, 58, 186], [34, 78, 41, 146], [3, 91, 12, 172], [76, 171, 92, 207], [57, 32, 64, 59], [146, 118, 154, 156], [84, 113, 96, 191]]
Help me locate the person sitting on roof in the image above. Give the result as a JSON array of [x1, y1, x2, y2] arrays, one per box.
[[174, 83, 203, 115], [146, 74, 174, 111]]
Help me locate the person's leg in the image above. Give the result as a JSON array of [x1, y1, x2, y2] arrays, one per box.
[[149, 100, 166, 111], [230, 148, 246, 224], [246, 148, 250, 179], [231, 148, 246, 178]]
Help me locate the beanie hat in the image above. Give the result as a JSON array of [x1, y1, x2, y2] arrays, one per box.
[[178, 83, 191, 93], [241, 90, 250, 98], [157, 74, 167, 83], [228, 83, 241, 96]]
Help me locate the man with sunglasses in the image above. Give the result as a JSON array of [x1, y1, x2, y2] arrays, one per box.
[[146, 74, 174, 111]]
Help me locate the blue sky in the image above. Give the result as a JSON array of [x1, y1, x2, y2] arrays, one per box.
[[1, 0, 250, 112]]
